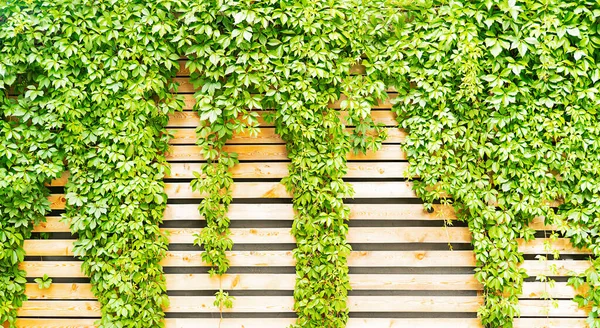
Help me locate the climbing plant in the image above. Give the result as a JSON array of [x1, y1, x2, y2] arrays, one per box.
[[0, 5, 65, 326], [369, 0, 600, 327], [1, 1, 184, 327], [180, 0, 386, 326]]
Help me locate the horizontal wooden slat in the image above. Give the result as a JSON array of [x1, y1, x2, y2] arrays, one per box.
[[22, 298, 583, 318], [41, 202, 445, 230], [513, 318, 588, 328], [11, 318, 593, 328], [25, 283, 95, 300], [13, 318, 486, 328], [166, 144, 406, 161], [24, 274, 481, 300], [162, 203, 456, 221], [48, 182, 417, 210], [46, 162, 409, 187], [521, 282, 586, 299], [18, 296, 480, 316], [168, 110, 398, 127], [519, 300, 588, 317], [22, 278, 583, 299], [521, 260, 591, 276], [18, 301, 100, 317], [21, 247, 476, 267], [12, 318, 488, 328], [169, 127, 405, 144]]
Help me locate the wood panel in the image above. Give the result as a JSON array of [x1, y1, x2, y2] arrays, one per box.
[[46, 162, 409, 187], [26, 280, 582, 299], [168, 127, 406, 144], [165, 144, 406, 161], [167, 110, 399, 127], [19, 296, 481, 316], [21, 259, 591, 278], [11, 318, 592, 328], [13, 318, 486, 328]]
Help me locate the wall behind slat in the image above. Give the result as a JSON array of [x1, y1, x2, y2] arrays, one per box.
[[14, 61, 591, 328]]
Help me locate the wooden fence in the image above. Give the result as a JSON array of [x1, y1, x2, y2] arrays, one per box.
[[12, 61, 592, 328]]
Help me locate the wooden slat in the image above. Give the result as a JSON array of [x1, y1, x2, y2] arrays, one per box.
[[518, 238, 588, 254], [25, 283, 95, 300], [174, 86, 395, 109], [166, 144, 406, 161], [521, 282, 586, 299], [162, 203, 456, 221], [519, 300, 588, 317], [521, 260, 591, 276], [46, 162, 409, 187], [513, 318, 588, 328], [18, 301, 100, 317], [11, 317, 589, 328], [48, 182, 418, 209], [20, 261, 85, 278], [23, 274, 481, 293], [169, 127, 405, 144], [21, 279, 586, 299], [168, 110, 398, 127], [166, 296, 481, 313], [21, 246, 477, 267], [18, 296, 480, 316], [162, 227, 471, 244], [165, 273, 481, 291], [162, 181, 415, 199], [14, 318, 485, 328]]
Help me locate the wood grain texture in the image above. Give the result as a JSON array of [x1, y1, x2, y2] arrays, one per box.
[[168, 109, 399, 127], [168, 127, 406, 144], [12, 318, 590, 328], [165, 144, 406, 161], [13, 318, 486, 328]]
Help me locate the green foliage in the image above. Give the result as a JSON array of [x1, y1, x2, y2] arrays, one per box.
[[34, 274, 52, 290], [368, 0, 600, 327], [0, 3, 65, 325], [2, 1, 600, 328], [179, 1, 386, 326], [1, 0, 183, 327]]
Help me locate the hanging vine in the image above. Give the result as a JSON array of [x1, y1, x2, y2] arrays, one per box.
[[0, 1, 184, 326], [0, 5, 65, 326], [372, 0, 600, 327]]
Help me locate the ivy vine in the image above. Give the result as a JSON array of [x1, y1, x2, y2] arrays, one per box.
[[2, 1, 600, 328], [0, 4, 65, 326], [2, 1, 183, 327], [369, 0, 600, 327]]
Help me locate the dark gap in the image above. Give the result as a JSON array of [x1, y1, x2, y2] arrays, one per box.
[[351, 243, 472, 251], [167, 243, 295, 251], [25, 256, 81, 261], [345, 198, 424, 205], [168, 290, 293, 297], [350, 312, 477, 319], [348, 290, 478, 297], [30, 232, 75, 239], [349, 267, 476, 274], [165, 313, 297, 319], [164, 267, 296, 274], [524, 276, 570, 282], [523, 254, 591, 261], [348, 220, 468, 228], [47, 186, 64, 193], [26, 277, 90, 283]]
